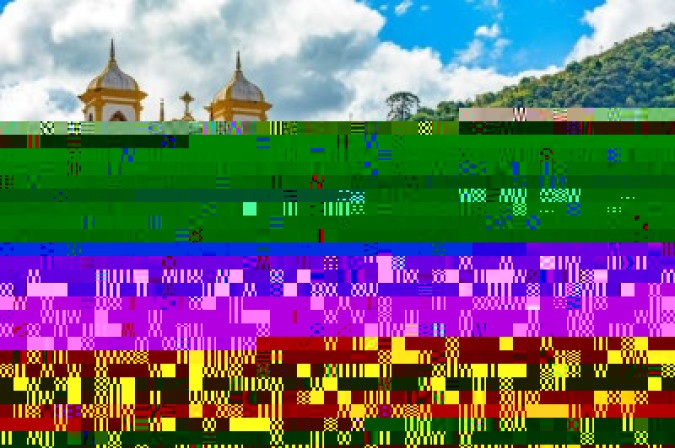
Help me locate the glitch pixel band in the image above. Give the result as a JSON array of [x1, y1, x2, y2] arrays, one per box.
[[1, 111, 675, 447]]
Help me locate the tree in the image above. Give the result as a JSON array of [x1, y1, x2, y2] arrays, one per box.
[[566, 61, 582, 73], [519, 76, 536, 87], [435, 101, 461, 120], [410, 106, 437, 121], [385, 92, 420, 121]]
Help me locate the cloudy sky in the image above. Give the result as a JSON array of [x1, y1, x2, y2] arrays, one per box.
[[0, 0, 673, 121]]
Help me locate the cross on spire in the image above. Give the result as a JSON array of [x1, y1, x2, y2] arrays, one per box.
[[236, 51, 241, 71], [180, 91, 194, 116], [110, 38, 115, 60]]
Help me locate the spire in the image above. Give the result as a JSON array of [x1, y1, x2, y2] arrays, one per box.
[[110, 38, 115, 60], [159, 98, 165, 122], [236, 51, 241, 71]]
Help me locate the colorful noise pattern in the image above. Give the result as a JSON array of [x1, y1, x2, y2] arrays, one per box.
[[0, 338, 674, 446], [2, 112, 675, 138], [2, 111, 675, 446], [1, 251, 675, 352]]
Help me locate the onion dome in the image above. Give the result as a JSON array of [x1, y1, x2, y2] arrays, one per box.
[[212, 51, 265, 103], [86, 39, 140, 91]]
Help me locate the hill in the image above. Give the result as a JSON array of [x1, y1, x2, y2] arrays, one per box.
[[410, 23, 675, 121]]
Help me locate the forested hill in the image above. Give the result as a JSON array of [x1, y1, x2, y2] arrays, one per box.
[[411, 23, 675, 121]]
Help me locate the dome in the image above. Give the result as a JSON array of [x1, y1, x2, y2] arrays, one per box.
[[213, 52, 265, 103], [87, 39, 140, 91]]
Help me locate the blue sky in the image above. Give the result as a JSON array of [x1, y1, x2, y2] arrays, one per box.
[[374, 0, 605, 74], [0, 0, 672, 120]]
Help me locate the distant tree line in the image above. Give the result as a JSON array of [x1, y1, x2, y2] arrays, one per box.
[[386, 23, 675, 121]]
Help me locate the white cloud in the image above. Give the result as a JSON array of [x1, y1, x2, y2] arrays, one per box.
[[420, 4, 430, 12], [49, 0, 136, 43], [475, 23, 500, 38], [455, 39, 484, 64], [491, 38, 510, 58], [455, 27, 509, 65], [466, 0, 499, 8], [394, 0, 413, 16], [0, 0, 562, 122], [329, 42, 559, 119], [0, 80, 81, 121], [566, 0, 675, 63]]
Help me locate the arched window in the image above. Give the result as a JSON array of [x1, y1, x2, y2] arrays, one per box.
[[88, 113, 94, 121], [110, 111, 127, 121]]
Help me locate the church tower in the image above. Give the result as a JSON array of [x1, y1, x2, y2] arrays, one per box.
[[78, 39, 147, 121], [205, 52, 271, 121]]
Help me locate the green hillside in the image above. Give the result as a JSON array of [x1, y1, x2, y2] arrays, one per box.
[[410, 23, 675, 121]]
